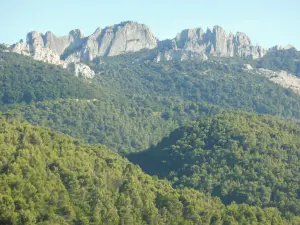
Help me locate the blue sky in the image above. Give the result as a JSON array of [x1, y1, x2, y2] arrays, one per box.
[[1, 0, 299, 49]]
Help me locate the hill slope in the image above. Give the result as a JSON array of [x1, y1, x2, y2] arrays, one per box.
[[1, 114, 297, 224], [92, 57, 300, 118], [0, 52, 99, 105], [4, 53, 300, 153], [8, 98, 221, 153], [128, 112, 300, 217]]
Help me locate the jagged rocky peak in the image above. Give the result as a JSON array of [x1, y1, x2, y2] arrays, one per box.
[[11, 29, 85, 59], [26, 31, 44, 47], [156, 49, 208, 62], [9, 21, 159, 78], [269, 44, 296, 51], [80, 21, 158, 60], [171, 25, 266, 59], [11, 22, 268, 63], [10, 21, 272, 72]]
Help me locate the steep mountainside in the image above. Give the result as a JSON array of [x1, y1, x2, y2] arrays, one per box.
[[3, 50, 300, 156], [4, 53, 300, 153], [91, 57, 300, 118], [1, 115, 297, 224], [128, 112, 300, 217]]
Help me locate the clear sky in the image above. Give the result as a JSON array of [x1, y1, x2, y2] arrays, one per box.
[[1, 0, 299, 49]]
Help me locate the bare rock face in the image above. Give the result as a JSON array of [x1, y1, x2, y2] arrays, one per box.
[[10, 22, 158, 78], [172, 26, 266, 59], [256, 68, 300, 93], [11, 22, 268, 64], [242, 64, 254, 71], [67, 62, 95, 79], [10, 21, 272, 80], [10, 29, 85, 65], [156, 50, 208, 62], [80, 22, 158, 60]]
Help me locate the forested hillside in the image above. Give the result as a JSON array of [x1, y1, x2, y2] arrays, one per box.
[[0, 52, 100, 105], [7, 98, 221, 153], [92, 56, 300, 118], [3, 51, 300, 153], [1, 114, 298, 224], [128, 112, 300, 217]]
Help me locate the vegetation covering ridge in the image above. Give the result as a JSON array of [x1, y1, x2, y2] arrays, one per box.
[[128, 112, 300, 218], [3, 51, 300, 154], [92, 57, 300, 119], [2, 97, 222, 153]]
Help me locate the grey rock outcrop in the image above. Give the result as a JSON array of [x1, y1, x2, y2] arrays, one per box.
[[11, 30, 85, 65], [67, 62, 95, 79], [80, 21, 158, 61], [10, 21, 158, 78], [10, 21, 271, 79], [242, 64, 254, 71], [257, 68, 300, 93], [156, 50, 208, 62], [170, 26, 266, 59], [11, 21, 267, 65]]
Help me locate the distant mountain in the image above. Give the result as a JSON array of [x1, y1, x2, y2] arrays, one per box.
[[9, 21, 270, 67]]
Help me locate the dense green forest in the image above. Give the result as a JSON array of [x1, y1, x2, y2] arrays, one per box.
[[3, 51, 300, 153], [0, 52, 100, 105], [2, 114, 299, 224], [6, 98, 221, 153], [92, 56, 300, 118], [128, 112, 300, 217]]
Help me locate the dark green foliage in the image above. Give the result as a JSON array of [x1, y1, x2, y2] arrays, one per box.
[[4, 52, 300, 153], [0, 115, 296, 224], [128, 112, 300, 217], [256, 48, 300, 76], [0, 52, 99, 104], [93, 57, 300, 119], [7, 97, 221, 153]]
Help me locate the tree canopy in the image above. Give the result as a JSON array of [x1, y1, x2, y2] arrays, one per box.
[[128, 112, 300, 217], [1, 114, 298, 224]]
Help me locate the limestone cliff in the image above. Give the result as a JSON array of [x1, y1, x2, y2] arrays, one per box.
[[171, 26, 266, 59], [10, 21, 271, 75]]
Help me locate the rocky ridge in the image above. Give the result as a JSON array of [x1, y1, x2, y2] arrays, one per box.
[[162, 26, 267, 60], [10, 21, 300, 95], [10, 21, 271, 75]]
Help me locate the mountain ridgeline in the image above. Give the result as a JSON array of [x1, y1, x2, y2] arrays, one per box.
[[10, 21, 269, 72]]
